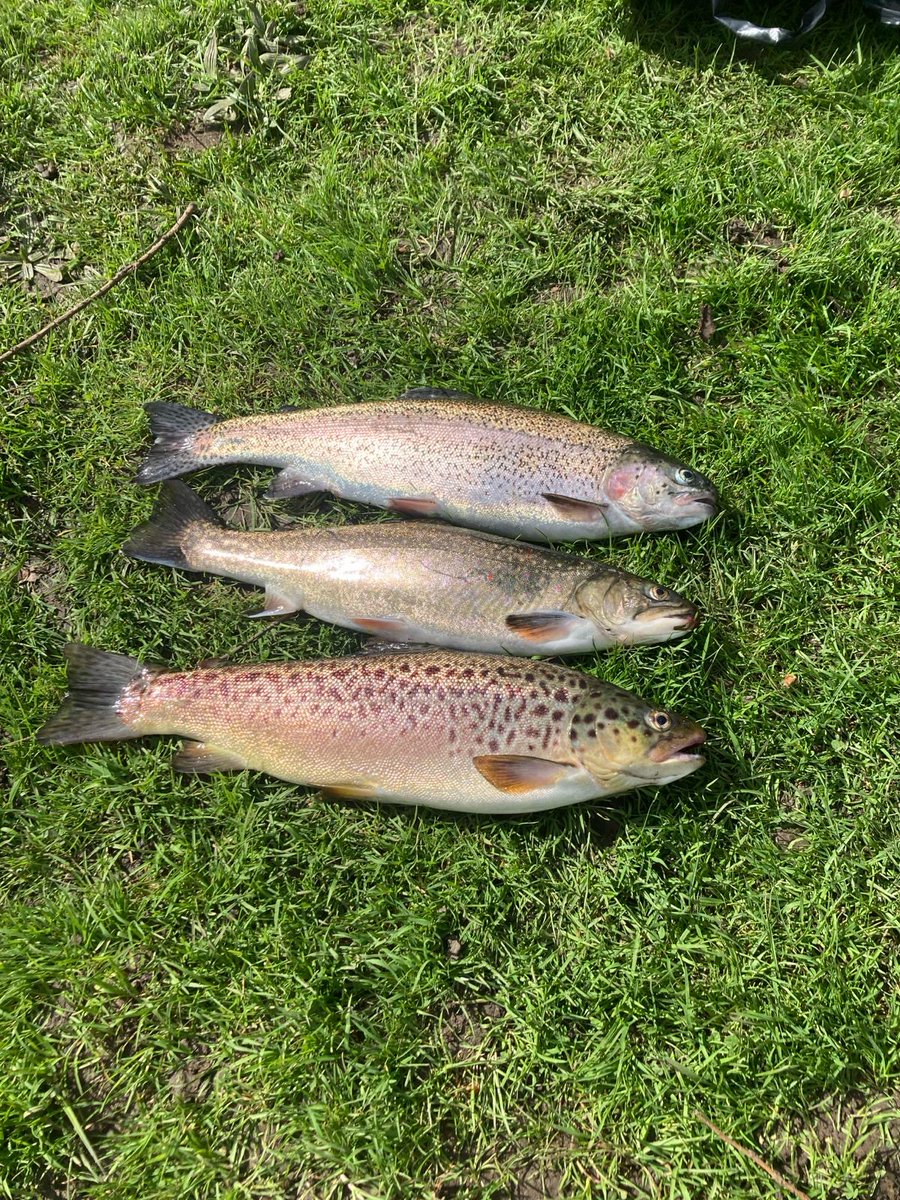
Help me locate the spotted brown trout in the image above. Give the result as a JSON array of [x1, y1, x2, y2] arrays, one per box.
[[37, 645, 707, 814], [135, 389, 719, 541], [124, 482, 699, 654]]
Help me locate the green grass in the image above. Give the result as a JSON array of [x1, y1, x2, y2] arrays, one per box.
[[3, 0, 900, 1195]]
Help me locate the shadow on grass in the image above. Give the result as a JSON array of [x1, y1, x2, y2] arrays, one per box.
[[622, 0, 900, 73]]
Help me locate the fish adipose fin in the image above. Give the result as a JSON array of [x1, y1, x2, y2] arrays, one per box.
[[123, 481, 223, 571], [246, 587, 302, 618], [36, 644, 155, 745], [388, 497, 441, 517], [541, 493, 609, 523], [264, 468, 322, 500], [136, 402, 220, 484], [505, 611, 582, 643], [473, 754, 577, 794], [399, 387, 480, 402], [174, 742, 248, 774]]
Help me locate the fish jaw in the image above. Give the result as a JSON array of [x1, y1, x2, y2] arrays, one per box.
[[610, 606, 700, 646], [670, 491, 719, 528]]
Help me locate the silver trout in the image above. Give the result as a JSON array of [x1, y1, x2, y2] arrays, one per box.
[[123, 483, 700, 654], [135, 389, 718, 541], [37, 645, 707, 814]]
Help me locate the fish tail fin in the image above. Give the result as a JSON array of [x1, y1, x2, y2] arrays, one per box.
[[135, 402, 220, 484], [36, 644, 157, 746], [124, 481, 224, 571]]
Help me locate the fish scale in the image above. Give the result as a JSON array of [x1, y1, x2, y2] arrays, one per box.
[[38, 645, 707, 815], [124, 483, 699, 653], [136, 391, 719, 541]]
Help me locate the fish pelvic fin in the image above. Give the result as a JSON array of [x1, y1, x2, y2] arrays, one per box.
[[135, 401, 220, 484], [123, 481, 223, 571], [36, 644, 157, 746]]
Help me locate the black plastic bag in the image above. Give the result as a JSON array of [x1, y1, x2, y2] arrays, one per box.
[[713, 0, 900, 42]]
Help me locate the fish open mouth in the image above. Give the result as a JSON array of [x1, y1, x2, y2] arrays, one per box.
[[657, 730, 707, 763], [672, 610, 700, 631], [674, 490, 718, 512]]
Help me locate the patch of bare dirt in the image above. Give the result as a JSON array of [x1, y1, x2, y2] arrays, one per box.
[[534, 282, 584, 305], [441, 999, 505, 1061], [725, 218, 791, 271], [164, 122, 224, 155], [17, 556, 70, 621], [773, 826, 809, 851], [168, 1051, 216, 1102], [768, 1091, 900, 1199]]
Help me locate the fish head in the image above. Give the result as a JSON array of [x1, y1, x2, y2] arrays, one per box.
[[569, 687, 706, 791], [574, 571, 700, 646], [603, 447, 718, 531]]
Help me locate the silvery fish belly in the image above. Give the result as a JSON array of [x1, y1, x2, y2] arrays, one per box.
[[37, 646, 707, 815], [135, 389, 719, 540], [124, 483, 700, 654]]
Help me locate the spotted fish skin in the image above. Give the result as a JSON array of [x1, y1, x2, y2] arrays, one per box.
[[135, 392, 719, 540], [123, 483, 699, 654], [37, 646, 707, 815]]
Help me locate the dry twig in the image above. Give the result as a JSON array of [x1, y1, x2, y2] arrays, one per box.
[[694, 1110, 811, 1200], [0, 202, 198, 366]]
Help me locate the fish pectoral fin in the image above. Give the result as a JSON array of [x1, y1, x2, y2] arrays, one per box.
[[541, 493, 609, 523], [352, 616, 416, 640], [319, 781, 377, 800], [174, 742, 248, 774], [246, 586, 302, 619], [265, 468, 322, 500], [473, 754, 576, 795], [388, 497, 441, 517], [505, 611, 582, 643]]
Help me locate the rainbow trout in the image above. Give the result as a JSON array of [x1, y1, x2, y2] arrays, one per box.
[[135, 389, 718, 541], [38, 645, 707, 814], [124, 483, 699, 654]]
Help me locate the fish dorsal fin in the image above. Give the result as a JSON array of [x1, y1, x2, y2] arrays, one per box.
[[505, 611, 582, 643], [399, 387, 480, 403], [357, 639, 440, 656], [174, 742, 248, 774], [541, 493, 609, 523], [473, 754, 575, 794]]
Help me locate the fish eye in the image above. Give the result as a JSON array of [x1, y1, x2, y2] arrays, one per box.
[[675, 468, 698, 486], [646, 710, 672, 731], [647, 585, 670, 602]]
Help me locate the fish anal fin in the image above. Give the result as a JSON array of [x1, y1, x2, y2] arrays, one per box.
[[541, 493, 609, 523], [473, 754, 574, 795], [388, 497, 441, 517], [247, 586, 303, 619], [352, 616, 414, 640], [505, 611, 581, 643], [174, 742, 248, 774], [265, 469, 322, 500], [319, 782, 377, 800]]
